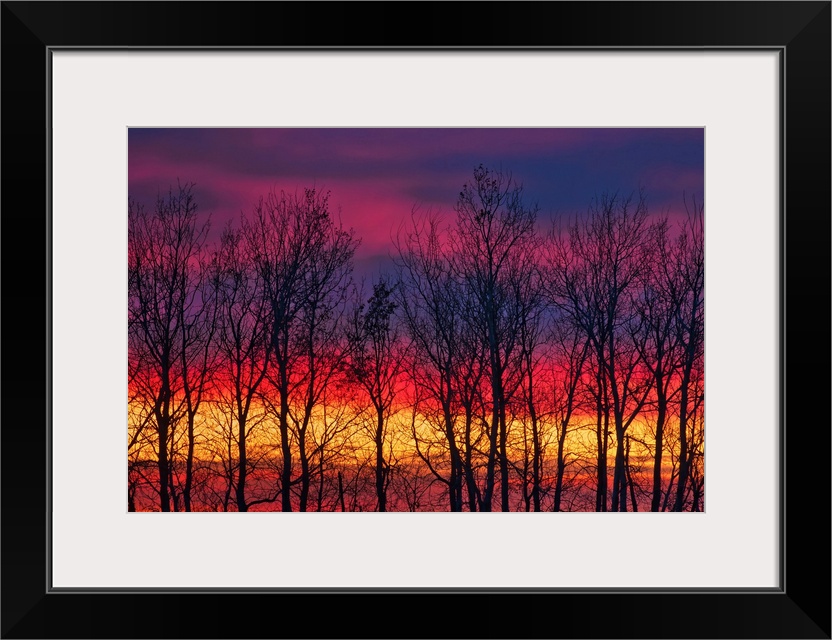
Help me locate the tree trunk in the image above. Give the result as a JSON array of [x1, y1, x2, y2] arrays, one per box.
[[650, 382, 667, 512], [673, 380, 690, 512], [483, 299, 502, 513], [157, 415, 171, 512], [626, 435, 638, 512], [498, 390, 510, 512], [611, 423, 626, 512], [594, 383, 608, 512], [674, 284, 701, 512], [443, 404, 463, 512], [236, 416, 248, 512], [528, 365, 541, 512], [463, 409, 478, 512], [278, 369, 293, 511], [482, 394, 499, 512], [554, 419, 568, 512], [299, 427, 310, 512], [375, 407, 386, 512], [316, 451, 326, 512], [338, 471, 347, 512], [184, 414, 195, 512]]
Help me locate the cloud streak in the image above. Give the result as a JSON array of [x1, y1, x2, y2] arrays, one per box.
[[129, 128, 704, 257]]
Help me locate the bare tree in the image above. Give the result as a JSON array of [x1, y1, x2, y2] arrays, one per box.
[[549, 191, 655, 511], [545, 312, 591, 512], [685, 371, 705, 512], [177, 243, 218, 512], [672, 200, 705, 511], [288, 215, 356, 512], [511, 263, 547, 511], [453, 284, 490, 511], [395, 210, 467, 511], [245, 188, 358, 511], [628, 218, 684, 511], [346, 277, 403, 512], [450, 164, 539, 511], [306, 397, 362, 511], [128, 183, 209, 512], [209, 223, 273, 511]]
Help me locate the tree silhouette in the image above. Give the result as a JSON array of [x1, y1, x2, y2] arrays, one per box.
[[628, 218, 685, 511], [511, 254, 547, 511], [346, 277, 402, 512], [544, 310, 591, 512], [672, 199, 705, 511], [208, 223, 273, 511], [244, 188, 358, 511], [450, 164, 540, 511], [549, 191, 656, 511], [128, 182, 209, 511], [395, 210, 468, 511]]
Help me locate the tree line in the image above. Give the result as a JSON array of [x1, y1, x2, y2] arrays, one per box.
[[128, 165, 704, 512]]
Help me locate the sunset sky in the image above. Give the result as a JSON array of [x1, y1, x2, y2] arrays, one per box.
[[128, 127, 705, 513], [128, 128, 704, 274]]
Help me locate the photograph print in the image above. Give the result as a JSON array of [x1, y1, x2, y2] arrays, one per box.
[[128, 128, 704, 513]]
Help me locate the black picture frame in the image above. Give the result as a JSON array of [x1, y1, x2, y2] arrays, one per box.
[[2, 2, 829, 638]]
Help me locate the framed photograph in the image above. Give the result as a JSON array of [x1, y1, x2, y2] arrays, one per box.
[[2, 2, 829, 638]]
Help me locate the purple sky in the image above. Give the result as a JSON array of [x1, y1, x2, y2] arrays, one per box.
[[129, 128, 703, 275]]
